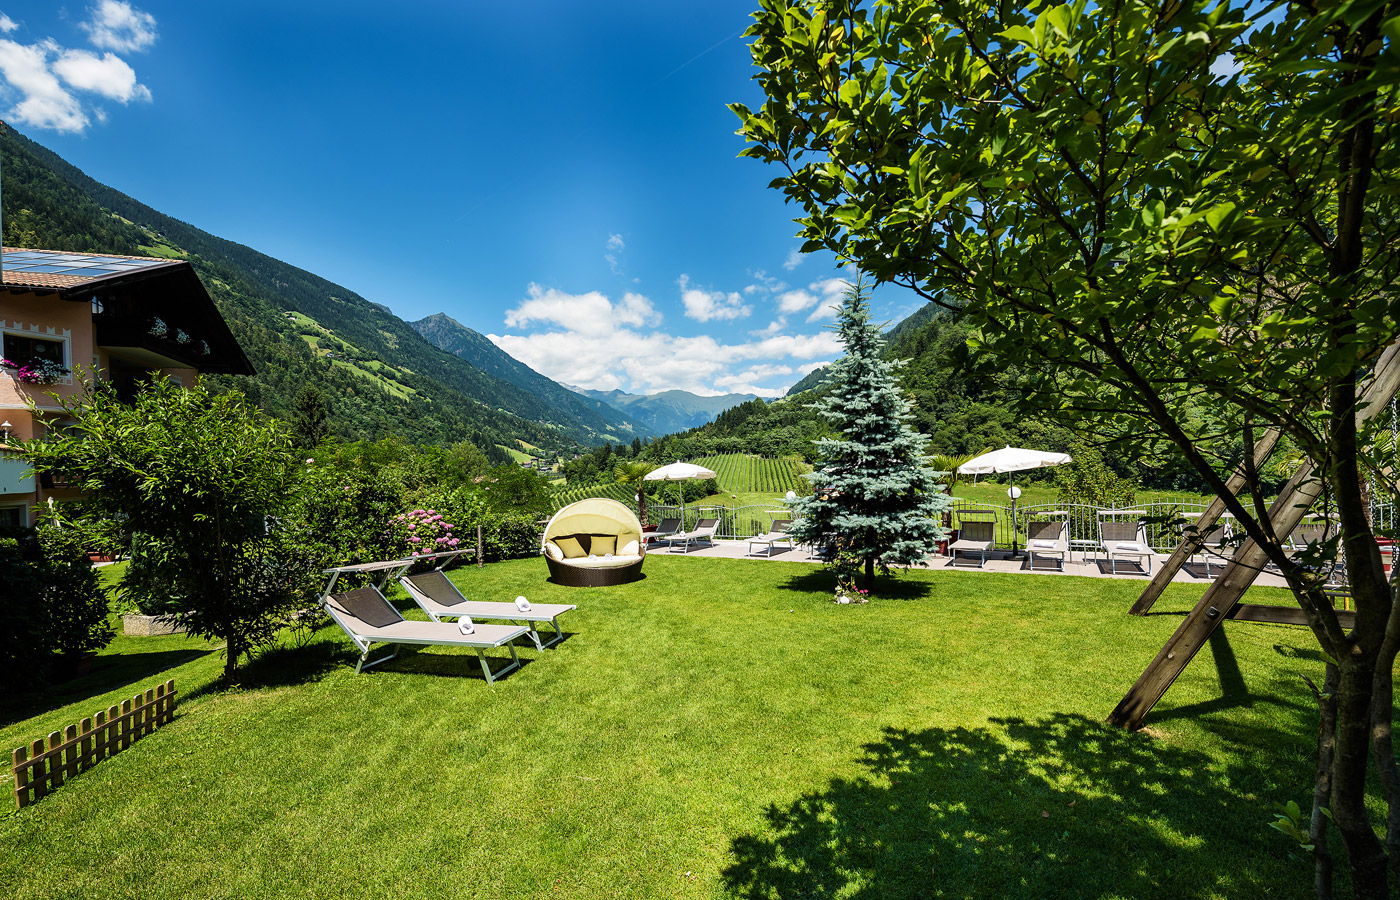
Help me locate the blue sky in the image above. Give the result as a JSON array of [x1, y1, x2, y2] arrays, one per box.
[[0, 1, 926, 397]]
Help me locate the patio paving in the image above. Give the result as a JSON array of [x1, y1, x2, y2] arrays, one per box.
[[651, 537, 1292, 588]]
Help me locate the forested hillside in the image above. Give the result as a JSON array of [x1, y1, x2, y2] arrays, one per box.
[[0, 124, 600, 452], [411, 313, 650, 440]]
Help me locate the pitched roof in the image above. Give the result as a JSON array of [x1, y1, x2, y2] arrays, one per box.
[[0, 247, 181, 294]]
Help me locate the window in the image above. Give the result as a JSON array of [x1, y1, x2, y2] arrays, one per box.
[[0, 505, 26, 527], [3, 333, 66, 367]]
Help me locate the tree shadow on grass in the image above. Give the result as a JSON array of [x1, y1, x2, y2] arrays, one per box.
[[722, 713, 1307, 900], [777, 569, 934, 601], [0, 647, 213, 727]]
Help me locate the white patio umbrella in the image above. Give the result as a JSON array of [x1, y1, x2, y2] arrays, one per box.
[[958, 446, 1073, 556], [643, 461, 718, 528]]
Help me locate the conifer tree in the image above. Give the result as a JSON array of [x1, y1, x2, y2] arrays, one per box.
[[790, 280, 949, 591]]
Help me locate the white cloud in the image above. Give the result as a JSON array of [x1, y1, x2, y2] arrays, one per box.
[[0, 6, 154, 133], [804, 277, 849, 323], [678, 274, 752, 322], [782, 248, 805, 271], [0, 39, 87, 132], [606, 233, 625, 251], [777, 289, 818, 315], [54, 48, 149, 102], [488, 285, 841, 397], [504, 283, 659, 338], [81, 1, 157, 53], [604, 233, 625, 274]]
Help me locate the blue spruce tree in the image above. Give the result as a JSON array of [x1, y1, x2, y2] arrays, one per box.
[[790, 280, 950, 592]]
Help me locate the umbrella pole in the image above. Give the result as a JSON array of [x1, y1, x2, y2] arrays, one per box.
[[1010, 476, 1020, 558]]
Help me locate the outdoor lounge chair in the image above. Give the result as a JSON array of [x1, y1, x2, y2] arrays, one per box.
[[323, 586, 529, 682], [1190, 524, 1232, 578], [399, 569, 577, 650], [1026, 519, 1069, 571], [541, 498, 646, 587], [642, 517, 682, 544], [749, 519, 795, 557], [656, 518, 720, 553], [1099, 521, 1153, 575], [949, 520, 996, 568]]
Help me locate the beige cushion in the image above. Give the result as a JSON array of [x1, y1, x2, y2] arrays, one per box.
[[591, 534, 617, 556], [619, 539, 639, 556], [555, 535, 586, 559], [544, 541, 564, 561]]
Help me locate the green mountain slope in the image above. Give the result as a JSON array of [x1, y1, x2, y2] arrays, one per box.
[[410, 313, 652, 439], [0, 124, 600, 451]]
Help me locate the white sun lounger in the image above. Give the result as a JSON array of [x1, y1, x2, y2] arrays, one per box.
[[656, 518, 720, 553], [323, 585, 529, 682], [1026, 519, 1069, 571], [1100, 521, 1153, 575], [749, 519, 795, 557], [949, 520, 996, 568], [399, 569, 577, 651]]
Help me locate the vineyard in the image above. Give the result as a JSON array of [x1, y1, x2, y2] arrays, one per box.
[[550, 481, 638, 508], [695, 454, 809, 495]]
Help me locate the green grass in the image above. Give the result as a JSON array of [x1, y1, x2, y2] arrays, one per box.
[[696, 453, 809, 495], [1, 557, 1341, 899]]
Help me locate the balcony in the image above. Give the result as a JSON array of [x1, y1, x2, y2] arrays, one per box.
[[0, 450, 34, 497]]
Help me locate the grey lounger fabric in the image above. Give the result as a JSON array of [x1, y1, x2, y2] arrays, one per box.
[[324, 586, 529, 682], [399, 570, 577, 650], [643, 518, 682, 543]]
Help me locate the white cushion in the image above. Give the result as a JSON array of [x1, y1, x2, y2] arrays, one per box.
[[570, 553, 642, 568], [620, 539, 639, 556], [544, 542, 563, 561]]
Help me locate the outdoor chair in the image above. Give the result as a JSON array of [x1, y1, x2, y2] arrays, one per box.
[[642, 517, 682, 544], [1099, 521, 1153, 575], [748, 519, 795, 557], [399, 569, 577, 651], [949, 520, 996, 568], [541, 498, 646, 587], [1026, 519, 1069, 572], [322, 585, 530, 682], [1190, 524, 1232, 579], [655, 518, 720, 553]]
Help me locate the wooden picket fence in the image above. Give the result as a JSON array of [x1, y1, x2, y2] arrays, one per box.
[[11, 679, 177, 809]]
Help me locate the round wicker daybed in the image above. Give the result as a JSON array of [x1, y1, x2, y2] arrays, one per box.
[[541, 498, 646, 587]]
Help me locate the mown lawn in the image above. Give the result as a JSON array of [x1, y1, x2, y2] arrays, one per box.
[[0, 555, 1343, 899]]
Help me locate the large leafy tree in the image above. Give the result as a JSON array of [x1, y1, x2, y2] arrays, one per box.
[[24, 378, 308, 681], [791, 280, 950, 590], [733, 0, 1400, 895]]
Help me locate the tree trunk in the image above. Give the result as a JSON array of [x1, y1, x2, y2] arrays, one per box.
[[863, 555, 874, 592], [1311, 666, 1338, 900], [223, 636, 240, 682], [1332, 657, 1390, 899]]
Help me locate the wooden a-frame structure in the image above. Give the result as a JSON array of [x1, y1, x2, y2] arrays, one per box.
[[1108, 344, 1400, 731]]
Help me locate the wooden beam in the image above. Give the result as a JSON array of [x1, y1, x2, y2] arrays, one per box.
[[1108, 344, 1400, 730], [1228, 603, 1356, 629], [1130, 428, 1281, 615]]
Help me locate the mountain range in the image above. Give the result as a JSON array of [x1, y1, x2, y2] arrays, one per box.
[[0, 124, 759, 452], [563, 386, 760, 435]]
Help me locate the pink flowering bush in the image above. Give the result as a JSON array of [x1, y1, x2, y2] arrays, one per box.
[[2, 357, 69, 385], [390, 507, 461, 559]]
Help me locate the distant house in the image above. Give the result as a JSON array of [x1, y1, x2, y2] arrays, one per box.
[[0, 248, 253, 526]]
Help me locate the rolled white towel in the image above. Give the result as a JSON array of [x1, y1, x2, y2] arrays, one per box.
[[514, 595, 531, 612], [1030, 540, 1059, 550], [1115, 543, 1146, 552], [458, 617, 475, 635]]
